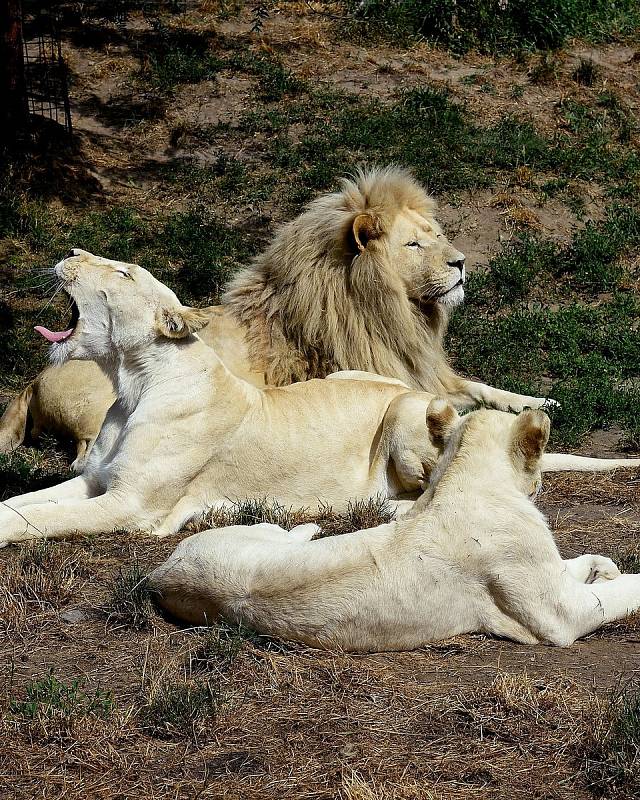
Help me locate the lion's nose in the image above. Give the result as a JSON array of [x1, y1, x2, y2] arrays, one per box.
[[66, 248, 81, 259], [448, 258, 465, 274]]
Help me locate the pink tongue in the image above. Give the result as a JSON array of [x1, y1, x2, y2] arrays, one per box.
[[34, 326, 74, 343]]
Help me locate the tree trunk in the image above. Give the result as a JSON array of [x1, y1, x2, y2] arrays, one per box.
[[0, 0, 29, 149]]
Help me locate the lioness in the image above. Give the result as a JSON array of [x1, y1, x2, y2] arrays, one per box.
[[1, 166, 559, 468], [0, 250, 441, 545], [150, 402, 640, 652]]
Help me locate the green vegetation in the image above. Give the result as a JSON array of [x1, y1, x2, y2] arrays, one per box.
[[102, 558, 155, 629], [450, 291, 640, 448], [582, 684, 640, 795], [342, 0, 640, 52], [10, 670, 113, 721], [0, 450, 71, 500], [141, 677, 221, 739], [195, 83, 640, 208], [146, 29, 220, 91], [189, 622, 256, 673], [618, 547, 640, 575], [485, 205, 640, 299]]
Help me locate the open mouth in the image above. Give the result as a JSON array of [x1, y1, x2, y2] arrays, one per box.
[[35, 296, 80, 343]]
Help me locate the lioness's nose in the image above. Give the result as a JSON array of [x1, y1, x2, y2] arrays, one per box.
[[448, 258, 465, 274], [66, 248, 81, 259]]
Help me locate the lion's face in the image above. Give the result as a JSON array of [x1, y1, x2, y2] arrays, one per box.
[[352, 206, 466, 309], [383, 208, 466, 308], [38, 249, 207, 363]]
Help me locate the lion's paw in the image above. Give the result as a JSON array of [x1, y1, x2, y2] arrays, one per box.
[[586, 556, 621, 584], [541, 398, 561, 411]]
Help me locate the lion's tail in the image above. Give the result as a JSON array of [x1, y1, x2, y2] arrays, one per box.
[[0, 383, 33, 452], [541, 453, 640, 472]]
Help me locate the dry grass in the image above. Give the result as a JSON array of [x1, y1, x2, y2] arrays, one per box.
[[199, 495, 396, 538], [0, 540, 90, 633]]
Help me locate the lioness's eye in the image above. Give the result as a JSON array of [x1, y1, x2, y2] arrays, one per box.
[[116, 270, 133, 279], [406, 241, 421, 248]]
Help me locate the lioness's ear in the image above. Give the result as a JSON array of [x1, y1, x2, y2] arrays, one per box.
[[351, 213, 382, 252], [426, 398, 460, 451], [511, 410, 550, 471], [156, 306, 210, 339]]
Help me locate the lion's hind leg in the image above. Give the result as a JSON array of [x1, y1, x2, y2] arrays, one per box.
[[0, 384, 34, 452]]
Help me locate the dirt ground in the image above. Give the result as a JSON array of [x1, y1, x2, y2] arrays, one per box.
[[1, 3, 639, 798]]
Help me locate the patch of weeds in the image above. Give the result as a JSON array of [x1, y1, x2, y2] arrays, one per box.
[[102, 557, 155, 629], [205, 495, 396, 539], [66, 206, 149, 263], [484, 205, 640, 297], [0, 450, 71, 500], [617, 546, 640, 574], [11, 670, 113, 720], [313, 496, 396, 539], [540, 177, 570, 198], [573, 57, 599, 86], [488, 235, 556, 301], [9, 670, 113, 740], [141, 676, 221, 740], [145, 28, 221, 92], [529, 52, 560, 85], [567, 204, 640, 289], [581, 683, 640, 796], [450, 290, 640, 446], [188, 622, 257, 674], [206, 498, 310, 530], [341, 0, 640, 53], [226, 51, 306, 101]]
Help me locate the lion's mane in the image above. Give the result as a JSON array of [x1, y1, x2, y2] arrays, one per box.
[[223, 166, 459, 393]]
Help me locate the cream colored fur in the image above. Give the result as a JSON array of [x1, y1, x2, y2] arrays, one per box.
[[1, 168, 636, 478], [150, 404, 640, 652], [0, 250, 445, 545], [0, 167, 556, 469]]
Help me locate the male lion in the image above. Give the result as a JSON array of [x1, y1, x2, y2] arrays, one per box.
[[150, 403, 640, 652], [1, 166, 556, 469]]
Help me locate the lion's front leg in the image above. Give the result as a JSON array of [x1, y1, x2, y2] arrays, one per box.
[[0, 493, 141, 545], [1, 475, 96, 511], [448, 380, 559, 413]]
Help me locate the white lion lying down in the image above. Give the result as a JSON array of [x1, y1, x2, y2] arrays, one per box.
[[149, 402, 640, 651], [0, 251, 637, 546]]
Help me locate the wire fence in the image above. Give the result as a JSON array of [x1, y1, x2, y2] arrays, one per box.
[[22, 9, 72, 139]]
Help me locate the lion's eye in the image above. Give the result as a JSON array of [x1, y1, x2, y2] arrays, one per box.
[[116, 270, 133, 280], [406, 241, 421, 248]]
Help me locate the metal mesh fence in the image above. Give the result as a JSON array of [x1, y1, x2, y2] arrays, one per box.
[[22, 10, 72, 137]]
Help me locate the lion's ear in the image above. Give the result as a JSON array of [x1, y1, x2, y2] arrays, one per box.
[[426, 398, 460, 451], [510, 410, 550, 471], [156, 306, 210, 339], [351, 213, 382, 252]]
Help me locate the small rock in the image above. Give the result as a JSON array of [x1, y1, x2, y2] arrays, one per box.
[[60, 608, 90, 624]]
